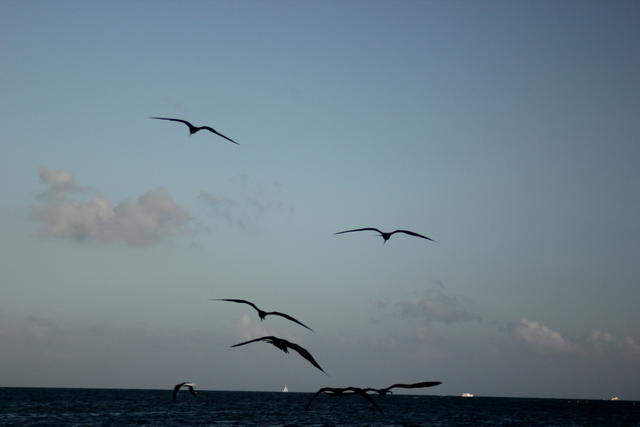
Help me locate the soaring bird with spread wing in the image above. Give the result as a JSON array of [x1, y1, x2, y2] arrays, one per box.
[[230, 336, 325, 374], [305, 386, 383, 413], [149, 117, 238, 145], [211, 298, 314, 332], [334, 227, 436, 244]]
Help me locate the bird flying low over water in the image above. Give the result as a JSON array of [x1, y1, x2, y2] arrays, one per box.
[[172, 382, 198, 401], [230, 336, 326, 374], [364, 381, 442, 396], [305, 387, 383, 413], [334, 227, 436, 244], [149, 117, 239, 145], [211, 298, 314, 332]]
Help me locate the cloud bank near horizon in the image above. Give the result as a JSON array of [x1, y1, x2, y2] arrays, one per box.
[[511, 318, 640, 358]]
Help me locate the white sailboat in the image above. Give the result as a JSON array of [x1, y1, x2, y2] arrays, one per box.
[[282, 384, 289, 392]]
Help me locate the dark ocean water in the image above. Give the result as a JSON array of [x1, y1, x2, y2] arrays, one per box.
[[1, 388, 639, 426]]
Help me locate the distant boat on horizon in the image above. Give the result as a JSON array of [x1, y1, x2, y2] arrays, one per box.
[[282, 384, 289, 392], [461, 392, 474, 398], [610, 396, 620, 401]]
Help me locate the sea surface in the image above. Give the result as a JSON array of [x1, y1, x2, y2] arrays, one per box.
[[1, 388, 639, 426]]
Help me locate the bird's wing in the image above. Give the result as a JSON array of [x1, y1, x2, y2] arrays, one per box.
[[392, 230, 436, 242], [267, 311, 314, 332], [172, 382, 186, 400], [211, 298, 261, 313], [230, 336, 273, 348], [200, 127, 239, 145], [149, 117, 192, 126], [386, 381, 442, 390], [187, 385, 198, 397], [286, 341, 326, 373], [334, 227, 382, 235]]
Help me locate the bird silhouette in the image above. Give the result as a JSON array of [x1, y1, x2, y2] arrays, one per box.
[[149, 117, 239, 145], [305, 386, 383, 413], [364, 381, 442, 396], [172, 382, 198, 401], [211, 298, 314, 332], [334, 227, 436, 244], [230, 336, 325, 374]]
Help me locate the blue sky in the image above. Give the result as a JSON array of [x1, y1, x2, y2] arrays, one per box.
[[1, 0, 639, 400]]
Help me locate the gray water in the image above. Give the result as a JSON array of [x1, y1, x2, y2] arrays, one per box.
[[1, 388, 639, 426]]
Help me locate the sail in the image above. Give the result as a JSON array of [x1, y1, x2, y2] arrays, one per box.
[[282, 384, 289, 392]]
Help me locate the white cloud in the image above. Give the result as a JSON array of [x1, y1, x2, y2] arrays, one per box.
[[37, 167, 86, 199], [622, 336, 640, 355], [31, 169, 190, 246], [512, 319, 574, 355], [589, 330, 614, 344], [511, 322, 640, 359], [587, 330, 614, 352], [587, 330, 640, 356], [39, 168, 75, 188]]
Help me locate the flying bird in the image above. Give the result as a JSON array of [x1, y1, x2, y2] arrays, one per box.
[[149, 117, 239, 145], [305, 387, 383, 413], [334, 227, 436, 244], [230, 336, 326, 374], [364, 381, 442, 396], [211, 298, 314, 332], [172, 382, 198, 401]]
